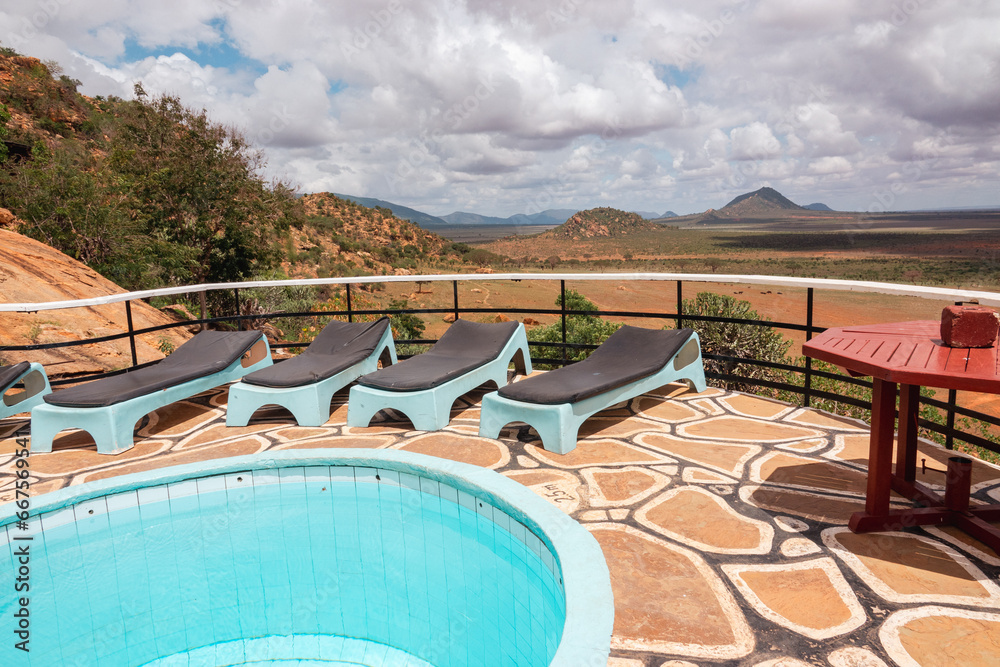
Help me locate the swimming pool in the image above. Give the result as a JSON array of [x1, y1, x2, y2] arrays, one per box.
[[1, 450, 612, 666]]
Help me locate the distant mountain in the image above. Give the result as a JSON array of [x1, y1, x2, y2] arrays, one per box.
[[440, 211, 511, 225], [507, 209, 579, 226], [804, 202, 833, 211], [659, 211, 678, 218], [545, 207, 657, 239], [441, 209, 577, 226], [633, 211, 662, 220], [722, 187, 805, 214], [332, 193, 450, 227]]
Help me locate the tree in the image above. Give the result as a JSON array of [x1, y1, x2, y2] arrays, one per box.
[[0, 79, 299, 290], [106, 86, 297, 286], [0, 141, 145, 285]]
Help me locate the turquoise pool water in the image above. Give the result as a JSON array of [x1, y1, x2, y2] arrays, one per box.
[[2, 463, 568, 666]]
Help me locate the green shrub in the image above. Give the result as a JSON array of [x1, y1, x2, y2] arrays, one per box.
[[527, 290, 621, 367], [680, 292, 792, 395], [387, 298, 425, 341]]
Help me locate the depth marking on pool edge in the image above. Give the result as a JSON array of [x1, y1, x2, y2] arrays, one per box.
[[12, 435, 32, 653]]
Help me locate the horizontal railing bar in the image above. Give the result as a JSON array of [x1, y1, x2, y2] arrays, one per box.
[[2, 272, 997, 312], [3, 272, 998, 454], [917, 420, 1000, 454]]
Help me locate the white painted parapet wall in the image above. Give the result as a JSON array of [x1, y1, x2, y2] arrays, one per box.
[[1, 273, 998, 312]]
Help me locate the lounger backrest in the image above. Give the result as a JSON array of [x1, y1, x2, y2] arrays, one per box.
[[356, 319, 520, 392], [303, 317, 390, 358], [585, 325, 692, 371], [428, 319, 519, 360], [157, 330, 265, 374], [239, 318, 391, 388], [0, 361, 31, 392]]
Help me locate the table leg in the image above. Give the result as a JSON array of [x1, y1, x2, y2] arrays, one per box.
[[895, 383, 920, 482], [865, 377, 898, 517]]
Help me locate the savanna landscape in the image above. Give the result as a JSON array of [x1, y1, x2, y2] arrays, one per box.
[[2, 48, 1000, 457]]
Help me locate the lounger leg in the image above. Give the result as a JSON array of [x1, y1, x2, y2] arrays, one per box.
[[27, 414, 58, 453], [288, 385, 339, 427], [685, 360, 708, 393], [405, 393, 453, 431], [29, 404, 130, 454], [347, 387, 385, 428], [534, 409, 581, 455], [478, 402, 506, 441], [225, 385, 261, 427]]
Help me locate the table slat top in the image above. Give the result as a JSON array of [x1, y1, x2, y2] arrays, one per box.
[[804, 320, 1000, 392]]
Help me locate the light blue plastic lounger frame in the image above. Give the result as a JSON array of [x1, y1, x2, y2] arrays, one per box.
[[0, 362, 51, 420], [30, 336, 272, 455], [226, 325, 397, 427], [479, 333, 707, 455], [348, 323, 532, 432]]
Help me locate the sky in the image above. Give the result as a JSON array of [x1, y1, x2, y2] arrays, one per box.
[[3, 0, 999, 217]]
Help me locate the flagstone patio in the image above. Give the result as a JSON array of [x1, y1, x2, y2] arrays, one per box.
[[3, 376, 1000, 667]]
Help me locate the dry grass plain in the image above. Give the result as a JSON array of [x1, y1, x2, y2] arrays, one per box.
[[374, 209, 1000, 434]]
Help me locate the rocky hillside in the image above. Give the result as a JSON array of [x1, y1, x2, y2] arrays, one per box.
[[0, 216, 189, 377], [544, 207, 657, 240], [287, 193, 475, 277], [0, 52, 94, 150]]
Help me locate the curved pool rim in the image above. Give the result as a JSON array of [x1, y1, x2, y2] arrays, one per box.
[[2, 448, 614, 666]]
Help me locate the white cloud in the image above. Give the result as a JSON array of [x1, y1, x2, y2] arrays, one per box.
[[808, 156, 853, 175], [730, 122, 780, 161], [2, 0, 998, 215]]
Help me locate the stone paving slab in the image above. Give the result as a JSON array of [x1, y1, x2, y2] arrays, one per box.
[[2, 381, 1000, 666]]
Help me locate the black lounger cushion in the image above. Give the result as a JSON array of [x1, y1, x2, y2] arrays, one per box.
[[241, 317, 390, 388], [44, 330, 264, 408], [358, 319, 519, 392], [498, 326, 694, 405], [0, 361, 31, 392]]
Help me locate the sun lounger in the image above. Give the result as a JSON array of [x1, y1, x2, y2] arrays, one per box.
[[479, 326, 706, 454], [0, 361, 51, 420], [226, 317, 397, 427], [347, 319, 532, 431], [30, 330, 271, 454]]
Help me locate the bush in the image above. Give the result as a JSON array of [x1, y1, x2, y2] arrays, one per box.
[[386, 298, 425, 341], [527, 290, 621, 367], [680, 292, 792, 395]]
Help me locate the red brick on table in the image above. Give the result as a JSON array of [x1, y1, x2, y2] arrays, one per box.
[[941, 305, 1000, 348]]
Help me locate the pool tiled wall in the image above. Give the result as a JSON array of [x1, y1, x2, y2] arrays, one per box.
[[1, 465, 566, 667]]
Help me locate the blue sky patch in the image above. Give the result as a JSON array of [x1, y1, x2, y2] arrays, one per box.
[[122, 32, 267, 77], [654, 63, 698, 89]]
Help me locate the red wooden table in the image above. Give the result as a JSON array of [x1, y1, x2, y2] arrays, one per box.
[[803, 320, 1000, 552]]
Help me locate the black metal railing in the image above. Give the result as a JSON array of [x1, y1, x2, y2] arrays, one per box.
[[2, 275, 998, 456]]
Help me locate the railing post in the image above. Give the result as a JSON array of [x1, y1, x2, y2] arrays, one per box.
[[198, 291, 208, 331], [676, 280, 683, 329], [346, 283, 353, 322], [234, 288, 242, 331], [561, 279, 567, 366], [453, 281, 460, 321], [946, 389, 957, 450], [803, 287, 814, 408], [124, 300, 138, 367]]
